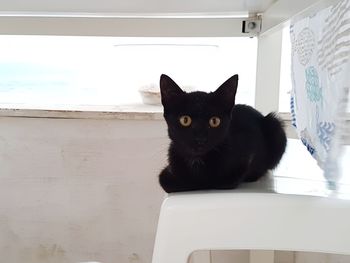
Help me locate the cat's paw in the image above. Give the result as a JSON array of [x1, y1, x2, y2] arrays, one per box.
[[159, 167, 206, 193], [159, 167, 178, 193]]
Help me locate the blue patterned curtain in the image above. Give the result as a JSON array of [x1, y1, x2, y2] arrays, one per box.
[[290, 0, 350, 185]]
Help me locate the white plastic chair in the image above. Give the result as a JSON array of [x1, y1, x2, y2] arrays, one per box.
[[152, 175, 350, 263]]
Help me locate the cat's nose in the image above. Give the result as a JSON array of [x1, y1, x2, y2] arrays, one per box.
[[195, 138, 207, 146]]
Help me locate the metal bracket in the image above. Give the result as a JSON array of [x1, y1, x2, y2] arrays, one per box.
[[242, 17, 261, 34]]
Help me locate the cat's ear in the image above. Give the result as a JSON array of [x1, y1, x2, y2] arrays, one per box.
[[214, 74, 238, 110], [160, 74, 184, 107]]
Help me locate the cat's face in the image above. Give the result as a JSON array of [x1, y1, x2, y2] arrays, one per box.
[[160, 74, 238, 157]]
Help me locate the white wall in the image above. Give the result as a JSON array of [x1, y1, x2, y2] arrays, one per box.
[[0, 117, 167, 263]]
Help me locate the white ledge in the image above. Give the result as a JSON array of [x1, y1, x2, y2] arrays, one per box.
[[0, 104, 298, 138], [0, 103, 164, 120]]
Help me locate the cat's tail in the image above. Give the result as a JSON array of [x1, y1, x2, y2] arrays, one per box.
[[261, 113, 287, 170]]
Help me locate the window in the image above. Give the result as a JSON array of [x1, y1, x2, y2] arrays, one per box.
[[0, 35, 257, 109]]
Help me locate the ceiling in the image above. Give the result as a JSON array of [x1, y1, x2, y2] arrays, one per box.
[[0, 0, 277, 16]]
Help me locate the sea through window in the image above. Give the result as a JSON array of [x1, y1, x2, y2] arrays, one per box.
[[0, 35, 257, 110]]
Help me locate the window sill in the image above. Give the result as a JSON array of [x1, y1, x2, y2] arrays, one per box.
[[0, 104, 298, 137], [0, 103, 163, 120]]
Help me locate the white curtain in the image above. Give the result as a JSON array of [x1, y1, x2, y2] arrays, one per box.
[[290, 0, 350, 186]]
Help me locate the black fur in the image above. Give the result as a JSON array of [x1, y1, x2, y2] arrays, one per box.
[[159, 74, 287, 193]]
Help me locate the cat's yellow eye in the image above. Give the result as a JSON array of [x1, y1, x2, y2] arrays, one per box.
[[179, 115, 192, 127], [209, 117, 221, 128]]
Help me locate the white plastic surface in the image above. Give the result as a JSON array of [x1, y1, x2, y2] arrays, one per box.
[[152, 180, 350, 263]]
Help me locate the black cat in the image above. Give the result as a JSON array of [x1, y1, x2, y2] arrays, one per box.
[[159, 74, 287, 193]]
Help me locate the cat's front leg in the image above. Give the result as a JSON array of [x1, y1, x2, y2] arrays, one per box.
[[212, 163, 249, 190], [159, 166, 207, 193], [159, 167, 178, 193]]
